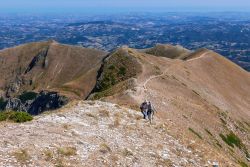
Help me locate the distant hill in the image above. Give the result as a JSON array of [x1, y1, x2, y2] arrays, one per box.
[[141, 44, 192, 59], [0, 41, 107, 114], [67, 21, 120, 27], [0, 40, 107, 99]]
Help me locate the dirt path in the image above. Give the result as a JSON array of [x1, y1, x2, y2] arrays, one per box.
[[186, 51, 211, 62], [143, 51, 210, 93]]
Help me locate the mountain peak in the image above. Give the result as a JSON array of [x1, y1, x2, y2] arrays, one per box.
[[0, 41, 249, 166]]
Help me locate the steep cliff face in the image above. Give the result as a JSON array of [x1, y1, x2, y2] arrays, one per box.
[[3, 91, 68, 115]]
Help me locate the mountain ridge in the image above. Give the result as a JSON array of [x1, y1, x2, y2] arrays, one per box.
[[0, 41, 249, 166]]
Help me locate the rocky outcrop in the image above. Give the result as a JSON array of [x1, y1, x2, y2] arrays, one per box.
[[1, 91, 68, 115], [6, 76, 24, 97], [25, 47, 49, 73], [5, 98, 27, 112], [28, 91, 68, 115]]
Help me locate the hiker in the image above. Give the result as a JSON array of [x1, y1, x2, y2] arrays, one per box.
[[140, 100, 148, 119], [147, 101, 156, 123]]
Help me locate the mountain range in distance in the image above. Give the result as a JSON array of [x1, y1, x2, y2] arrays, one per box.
[[0, 40, 249, 166], [1, 13, 250, 72]]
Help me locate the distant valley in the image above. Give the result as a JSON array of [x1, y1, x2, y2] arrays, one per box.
[[0, 13, 250, 71]]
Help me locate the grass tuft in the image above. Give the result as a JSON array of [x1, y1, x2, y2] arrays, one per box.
[[58, 147, 77, 156], [13, 149, 30, 163], [122, 148, 133, 157], [44, 149, 53, 160], [219, 132, 242, 149], [99, 143, 111, 154]]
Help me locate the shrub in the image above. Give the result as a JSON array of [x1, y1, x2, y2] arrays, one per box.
[[118, 67, 126, 76], [219, 132, 242, 149], [0, 112, 8, 121], [108, 65, 115, 70], [0, 111, 33, 123], [9, 112, 33, 123]]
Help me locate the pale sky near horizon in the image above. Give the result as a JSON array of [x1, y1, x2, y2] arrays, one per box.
[[1, 0, 250, 13]]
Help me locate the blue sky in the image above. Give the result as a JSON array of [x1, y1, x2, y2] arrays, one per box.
[[1, 0, 250, 13]]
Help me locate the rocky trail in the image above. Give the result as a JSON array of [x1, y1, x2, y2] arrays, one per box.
[[0, 101, 206, 167]]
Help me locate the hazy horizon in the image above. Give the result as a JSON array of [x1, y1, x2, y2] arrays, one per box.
[[1, 0, 250, 14]]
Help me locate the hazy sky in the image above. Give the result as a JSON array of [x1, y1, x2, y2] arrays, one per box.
[[1, 0, 250, 13]]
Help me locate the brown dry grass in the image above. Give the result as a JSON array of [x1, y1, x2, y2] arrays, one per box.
[[58, 147, 77, 156], [43, 149, 54, 161], [99, 143, 112, 154], [13, 149, 30, 164], [122, 148, 133, 157]]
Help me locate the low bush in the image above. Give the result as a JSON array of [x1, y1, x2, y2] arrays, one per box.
[[9, 112, 33, 123], [0, 112, 8, 121], [118, 67, 126, 76], [0, 111, 33, 123], [219, 132, 242, 148]]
